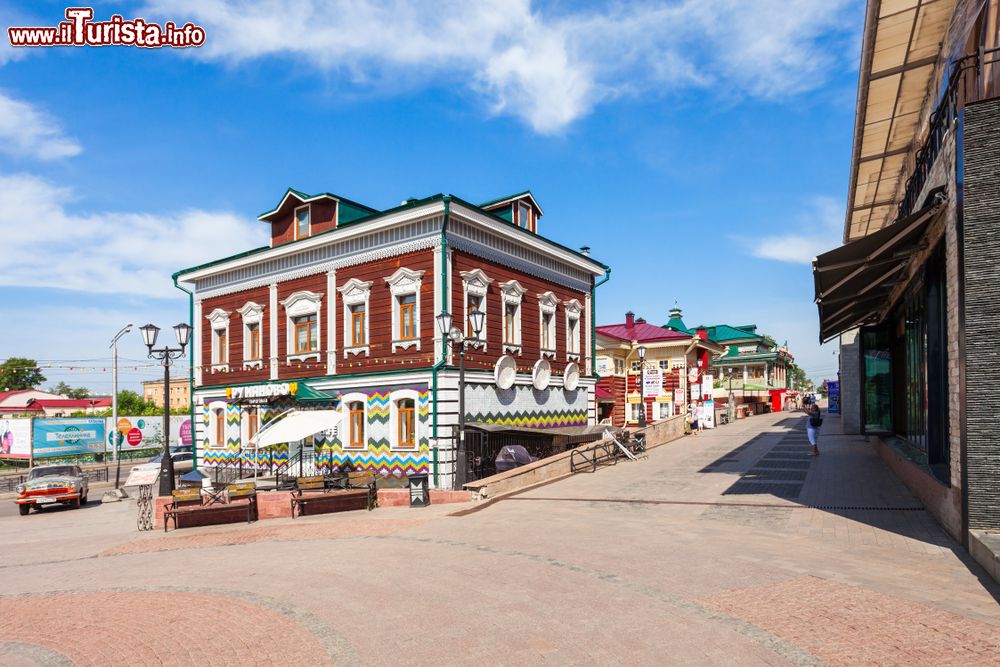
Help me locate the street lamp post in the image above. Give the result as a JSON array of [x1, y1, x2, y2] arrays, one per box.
[[637, 345, 647, 428], [110, 323, 133, 490], [139, 322, 192, 497], [435, 308, 486, 488]]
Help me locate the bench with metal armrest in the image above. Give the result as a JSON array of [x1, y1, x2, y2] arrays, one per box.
[[290, 472, 376, 518], [162, 484, 257, 532]]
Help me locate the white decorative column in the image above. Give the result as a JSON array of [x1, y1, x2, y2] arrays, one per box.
[[269, 283, 279, 380], [327, 269, 337, 375], [193, 298, 203, 386], [584, 292, 592, 375], [433, 243, 443, 362]]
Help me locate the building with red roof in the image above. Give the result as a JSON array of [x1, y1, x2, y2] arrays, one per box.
[[0, 390, 112, 417], [595, 311, 722, 427]]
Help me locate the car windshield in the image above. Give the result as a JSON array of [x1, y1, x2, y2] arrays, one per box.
[[149, 454, 163, 463], [28, 466, 77, 479]]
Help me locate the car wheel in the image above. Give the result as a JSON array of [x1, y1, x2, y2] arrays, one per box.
[[81, 493, 88, 505], [73, 497, 81, 508], [18, 505, 29, 516]]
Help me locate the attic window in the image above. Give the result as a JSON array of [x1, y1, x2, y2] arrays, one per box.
[[295, 205, 311, 239], [518, 202, 531, 230]]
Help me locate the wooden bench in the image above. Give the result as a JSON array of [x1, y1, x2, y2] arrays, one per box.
[[290, 473, 374, 518], [345, 471, 378, 511], [162, 485, 256, 532]]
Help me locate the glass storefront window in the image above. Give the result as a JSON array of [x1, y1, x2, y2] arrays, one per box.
[[861, 327, 892, 433]]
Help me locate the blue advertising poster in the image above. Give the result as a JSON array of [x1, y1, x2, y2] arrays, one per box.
[[827, 381, 840, 414], [32, 418, 106, 457]]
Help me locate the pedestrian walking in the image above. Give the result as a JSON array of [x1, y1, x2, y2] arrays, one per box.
[[687, 402, 700, 435], [806, 402, 822, 455]]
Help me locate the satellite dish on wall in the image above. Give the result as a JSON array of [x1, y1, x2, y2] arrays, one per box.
[[563, 362, 580, 392], [532, 359, 551, 391], [494, 355, 517, 390]]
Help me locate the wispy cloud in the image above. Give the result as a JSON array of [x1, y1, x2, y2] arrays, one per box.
[[140, 0, 858, 133], [751, 196, 843, 264], [0, 172, 268, 297], [0, 91, 82, 160]]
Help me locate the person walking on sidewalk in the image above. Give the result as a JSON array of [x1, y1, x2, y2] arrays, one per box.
[[806, 402, 822, 456]]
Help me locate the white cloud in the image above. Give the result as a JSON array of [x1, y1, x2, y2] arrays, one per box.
[[140, 0, 857, 133], [0, 91, 82, 160], [751, 196, 843, 264], [0, 172, 268, 297]]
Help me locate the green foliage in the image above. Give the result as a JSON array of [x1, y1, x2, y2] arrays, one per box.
[[50, 381, 90, 399], [0, 358, 46, 391], [787, 364, 815, 393]]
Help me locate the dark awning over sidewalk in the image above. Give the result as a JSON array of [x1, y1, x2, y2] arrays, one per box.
[[813, 194, 945, 342]]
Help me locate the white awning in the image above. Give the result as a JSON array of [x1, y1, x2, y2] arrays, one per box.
[[249, 409, 340, 448]]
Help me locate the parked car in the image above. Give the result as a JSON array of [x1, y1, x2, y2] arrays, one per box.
[[15, 464, 89, 515], [130, 450, 194, 476], [495, 445, 538, 474]]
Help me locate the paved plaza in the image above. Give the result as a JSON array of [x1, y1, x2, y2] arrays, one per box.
[[2, 412, 999, 665]]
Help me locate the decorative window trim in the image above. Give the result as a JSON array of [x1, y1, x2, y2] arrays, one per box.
[[385, 267, 425, 352], [564, 298, 582, 361], [293, 203, 311, 240], [281, 290, 323, 364], [500, 279, 526, 351], [208, 401, 228, 449], [206, 308, 230, 372], [339, 278, 373, 357], [341, 392, 368, 449], [389, 389, 420, 450], [238, 301, 265, 369], [461, 268, 492, 349], [538, 291, 560, 357]]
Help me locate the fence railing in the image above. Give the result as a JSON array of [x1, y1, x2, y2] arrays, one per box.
[[898, 46, 1000, 219]]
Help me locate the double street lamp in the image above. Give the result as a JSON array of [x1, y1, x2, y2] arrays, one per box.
[[139, 322, 192, 497], [435, 308, 486, 487]]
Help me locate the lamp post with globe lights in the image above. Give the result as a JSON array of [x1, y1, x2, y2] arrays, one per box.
[[435, 308, 486, 487], [139, 322, 192, 497]]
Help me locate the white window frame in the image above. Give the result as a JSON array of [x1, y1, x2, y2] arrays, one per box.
[[658, 359, 671, 371], [518, 202, 531, 229], [294, 204, 311, 240], [564, 298, 582, 362], [208, 400, 228, 449], [460, 268, 492, 349], [499, 279, 526, 354], [339, 278, 372, 357], [341, 391, 368, 449], [538, 291, 560, 358], [385, 267, 425, 352], [206, 308, 230, 372], [630, 360, 642, 372], [281, 290, 323, 363], [627, 401, 642, 424], [614, 358, 625, 376], [389, 389, 420, 450], [657, 401, 673, 420], [237, 301, 265, 370]]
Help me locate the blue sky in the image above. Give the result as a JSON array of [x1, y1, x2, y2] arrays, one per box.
[[0, 0, 862, 393]]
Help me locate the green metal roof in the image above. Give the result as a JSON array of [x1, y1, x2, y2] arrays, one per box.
[[697, 324, 764, 342], [663, 316, 691, 334], [256, 187, 380, 220]]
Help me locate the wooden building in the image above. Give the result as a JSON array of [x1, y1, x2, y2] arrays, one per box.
[[174, 188, 608, 488]]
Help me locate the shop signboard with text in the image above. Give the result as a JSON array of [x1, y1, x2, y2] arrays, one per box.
[[33, 418, 106, 458], [642, 367, 663, 396], [106, 416, 192, 451]]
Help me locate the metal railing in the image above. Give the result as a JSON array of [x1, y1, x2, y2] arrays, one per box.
[[898, 46, 1000, 219]]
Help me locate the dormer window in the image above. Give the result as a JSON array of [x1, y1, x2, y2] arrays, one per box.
[[294, 205, 311, 240], [518, 202, 531, 230]]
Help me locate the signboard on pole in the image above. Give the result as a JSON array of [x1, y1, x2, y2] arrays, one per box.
[[700, 400, 716, 429], [33, 418, 106, 457], [643, 367, 663, 396], [701, 374, 713, 399], [0, 419, 32, 459]]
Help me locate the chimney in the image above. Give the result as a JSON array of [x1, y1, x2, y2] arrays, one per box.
[[580, 245, 591, 256], [669, 306, 682, 319], [695, 326, 708, 340], [636, 317, 646, 324], [625, 311, 635, 327]]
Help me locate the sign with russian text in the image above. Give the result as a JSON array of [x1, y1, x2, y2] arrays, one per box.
[[227, 382, 296, 405], [827, 381, 840, 414], [33, 418, 106, 457], [0, 418, 32, 459], [643, 367, 663, 396], [595, 357, 613, 376]]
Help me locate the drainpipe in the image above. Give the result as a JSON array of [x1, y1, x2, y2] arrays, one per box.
[[173, 276, 197, 472], [430, 197, 451, 487], [591, 267, 611, 378]]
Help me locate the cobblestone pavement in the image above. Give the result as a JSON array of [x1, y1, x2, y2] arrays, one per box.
[[1, 412, 998, 665]]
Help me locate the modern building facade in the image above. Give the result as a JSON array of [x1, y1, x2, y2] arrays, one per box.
[[142, 378, 190, 410], [174, 188, 608, 488], [595, 311, 722, 427], [813, 0, 999, 551]]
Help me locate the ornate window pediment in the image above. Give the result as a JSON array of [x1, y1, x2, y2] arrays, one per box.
[[206, 308, 230, 329], [237, 301, 264, 325], [537, 291, 560, 314], [461, 269, 492, 348]]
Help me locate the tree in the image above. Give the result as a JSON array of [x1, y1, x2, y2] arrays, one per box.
[[0, 358, 46, 391], [115, 389, 159, 415], [49, 381, 90, 399]]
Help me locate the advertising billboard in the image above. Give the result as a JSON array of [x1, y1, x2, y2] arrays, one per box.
[[33, 418, 106, 458], [106, 416, 193, 451], [0, 418, 32, 459]]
